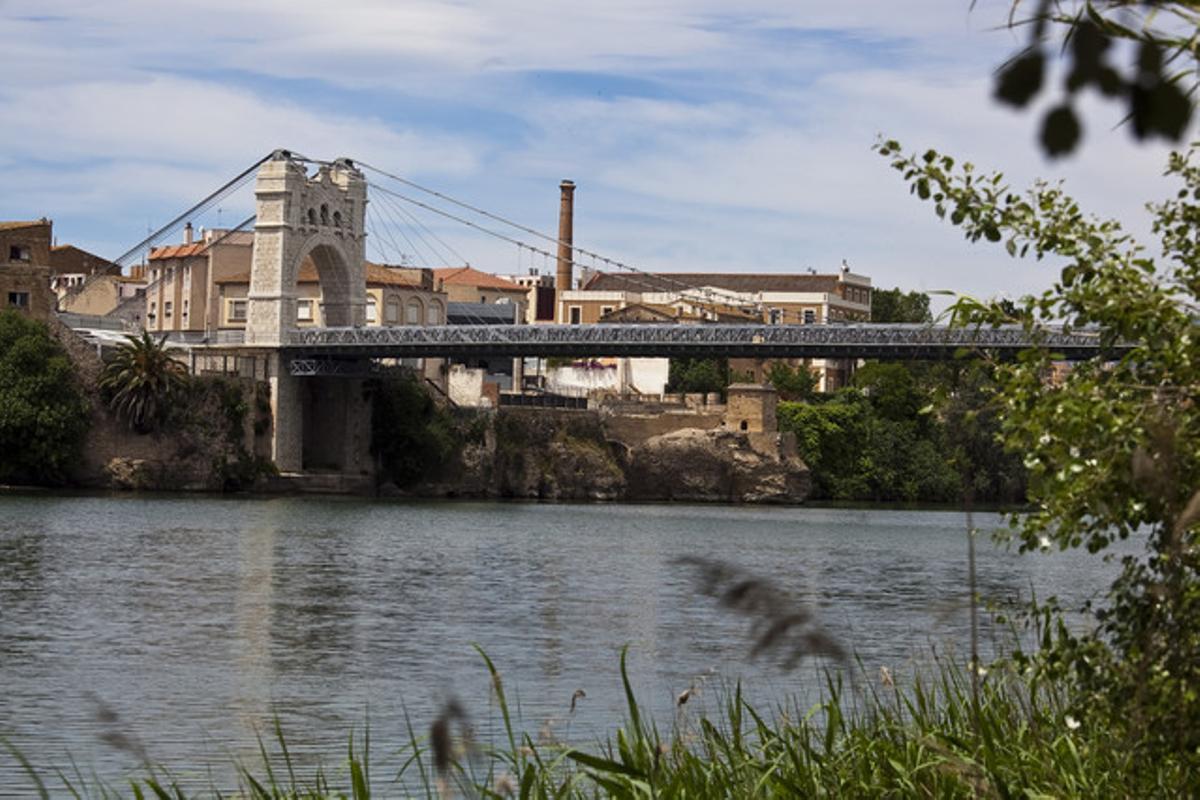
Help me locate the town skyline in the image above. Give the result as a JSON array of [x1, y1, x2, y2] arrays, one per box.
[[0, 1, 1182, 311]]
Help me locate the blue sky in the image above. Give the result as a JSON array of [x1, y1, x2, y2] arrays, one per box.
[[0, 1, 1184, 306]]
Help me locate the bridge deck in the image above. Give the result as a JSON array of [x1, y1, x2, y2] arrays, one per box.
[[282, 323, 1120, 362]]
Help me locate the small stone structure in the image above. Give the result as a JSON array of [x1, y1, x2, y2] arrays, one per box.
[[724, 383, 777, 433]]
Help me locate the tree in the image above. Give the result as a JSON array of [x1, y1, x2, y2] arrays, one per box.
[[666, 357, 730, 395], [765, 361, 817, 401], [993, 1, 1197, 156], [99, 331, 189, 433], [878, 137, 1200, 764], [870, 287, 933, 323], [0, 311, 89, 484]]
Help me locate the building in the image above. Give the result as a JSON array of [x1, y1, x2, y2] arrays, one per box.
[[144, 226, 448, 334], [555, 266, 872, 392], [0, 220, 54, 320], [144, 226, 254, 334], [562, 267, 871, 326], [502, 270, 556, 322], [49, 244, 119, 299], [434, 266, 530, 322], [58, 272, 147, 317], [215, 260, 447, 330]]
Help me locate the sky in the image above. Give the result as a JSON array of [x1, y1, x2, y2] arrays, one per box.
[[0, 0, 1186, 308]]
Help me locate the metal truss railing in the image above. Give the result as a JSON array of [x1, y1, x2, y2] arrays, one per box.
[[288, 357, 380, 377], [284, 323, 1122, 361]]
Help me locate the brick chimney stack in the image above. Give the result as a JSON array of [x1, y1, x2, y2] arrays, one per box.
[[556, 180, 575, 297]]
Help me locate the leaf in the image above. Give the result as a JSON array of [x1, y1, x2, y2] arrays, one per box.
[[1041, 105, 1081, 157], [995, 50, 1045, 108], [566, 750, 646, 779]]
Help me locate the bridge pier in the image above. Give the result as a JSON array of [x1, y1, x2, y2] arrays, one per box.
[[268, 355, 304, 473]]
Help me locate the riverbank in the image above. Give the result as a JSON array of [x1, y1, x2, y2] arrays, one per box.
[[6, 650, 1190, 798]]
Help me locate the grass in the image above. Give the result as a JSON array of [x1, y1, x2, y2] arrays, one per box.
[[4, 646, 1191, 798]]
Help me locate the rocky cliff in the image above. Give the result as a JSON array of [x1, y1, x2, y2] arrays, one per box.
[[404, 408, 810, 504]]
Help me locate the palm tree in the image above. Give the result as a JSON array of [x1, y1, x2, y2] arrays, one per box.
[[99, 331, 188, 432]]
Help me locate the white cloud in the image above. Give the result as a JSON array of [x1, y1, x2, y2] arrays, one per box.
[[0, 0, 1187, 303]]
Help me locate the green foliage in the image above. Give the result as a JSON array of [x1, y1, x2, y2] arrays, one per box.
[[0, 311, 89, 485], [779, 391, 963, 503], [778, 360, 1023, 504], [992, 2, 1197, 156], [870, 286, 933, 323], [666, 357, 730, 395], [370, 374, 460, 487], [765, 361, 816, 401], [880, 137, 1200, 768], [99, 331, 188, 433]]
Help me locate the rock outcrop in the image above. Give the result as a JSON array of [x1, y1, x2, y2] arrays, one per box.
[[409, 407, 809, 504], [625, 428, 810, 503]]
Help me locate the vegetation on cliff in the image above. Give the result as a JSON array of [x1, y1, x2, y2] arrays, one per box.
[[0, 310, 89, 485], [778, 361, 1025, 504], [369, 373, 473, 487]]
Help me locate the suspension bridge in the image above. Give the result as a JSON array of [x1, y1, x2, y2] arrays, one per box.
[[65, 150, 1123, 472]]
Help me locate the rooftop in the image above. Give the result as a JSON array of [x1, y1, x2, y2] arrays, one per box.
[[582, 271, 862, 294], [434, 265, 527, 291], [215, 260, 429, 288], [0, 220, 50, 232]]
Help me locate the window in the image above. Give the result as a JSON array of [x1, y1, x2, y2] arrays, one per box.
[[385, 300, 400, 324], [366, 298, 377, 323], [7, 291, 29, 308], [228, 299, 247, 322], [600, 305, 614, 318], [148, 301, 157, 322], [769, 309, 783, 325], [803, 309, 816, 325], [406, 300, 421, 325], [9, 245, 30, 262], [164, 301, 173, 318], [569, 306, 582, 324], [182, 300, 189, 320], [297, 300, 313, 321], [426, 302, 441, 325]]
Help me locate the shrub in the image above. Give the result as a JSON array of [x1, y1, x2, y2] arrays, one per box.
[[0, 311, 89, 484]]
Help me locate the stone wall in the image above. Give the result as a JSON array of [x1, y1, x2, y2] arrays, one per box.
[[48, 319, 271, 490]]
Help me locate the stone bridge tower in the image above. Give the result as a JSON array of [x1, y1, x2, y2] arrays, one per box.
[[247, 151, 371, 474], [246, 151, 367, 344]]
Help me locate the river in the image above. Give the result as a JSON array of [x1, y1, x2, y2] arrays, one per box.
[[0, 494, 1134, 794]]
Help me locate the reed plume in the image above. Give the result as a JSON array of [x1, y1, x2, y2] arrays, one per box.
[[673, 556, 845, 668]]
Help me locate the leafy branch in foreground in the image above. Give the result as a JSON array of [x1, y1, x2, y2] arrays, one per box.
[[877, 136, 1200, 768], [991, 1, 1198, 155]]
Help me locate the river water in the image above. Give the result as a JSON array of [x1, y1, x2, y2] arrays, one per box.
[[0, 494, 1133, 794]]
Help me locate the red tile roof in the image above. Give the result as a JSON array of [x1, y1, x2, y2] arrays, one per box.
[[148, 243, 207, 260], [433, 266, 525, 291]]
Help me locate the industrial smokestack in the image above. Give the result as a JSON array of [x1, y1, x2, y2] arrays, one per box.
[[556, 180, 575, 294]]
